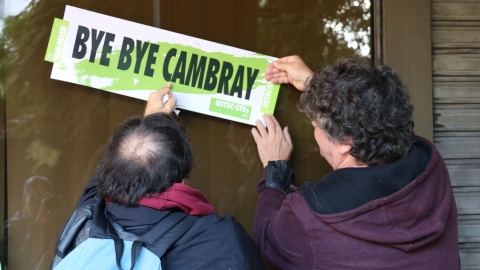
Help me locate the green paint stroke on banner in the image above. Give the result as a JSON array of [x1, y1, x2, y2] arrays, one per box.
[[209, 98, 251, 120], [73, 42, 271, 99], [45, 18, 69, 63], [260, 82, 278, 114]]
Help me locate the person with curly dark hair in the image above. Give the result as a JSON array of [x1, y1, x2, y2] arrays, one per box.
[[251, 56, 460, 269]]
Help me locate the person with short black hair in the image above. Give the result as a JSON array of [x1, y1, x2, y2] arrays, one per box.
[[251, 56, 460, 269], [51, 84, 265, 270], [97, 112, 192, 206]]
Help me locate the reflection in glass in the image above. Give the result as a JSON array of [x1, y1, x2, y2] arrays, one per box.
[[324, 0, 371, 57], [6, 176, 64, 269], [0, 0, 371, 269]]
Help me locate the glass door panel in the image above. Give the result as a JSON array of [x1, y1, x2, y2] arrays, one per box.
[[0, 1, 371, 269]]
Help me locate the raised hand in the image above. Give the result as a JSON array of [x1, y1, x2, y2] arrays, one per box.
[[265, 55, 314, 91]]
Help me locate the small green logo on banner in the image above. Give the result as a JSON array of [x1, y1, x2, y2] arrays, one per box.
[[260, 82, 278, 114], [209, 98, 252, 120], [45, 18, 69, 63]]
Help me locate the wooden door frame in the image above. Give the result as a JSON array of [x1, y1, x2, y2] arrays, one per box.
[[374, 0, 433, 141]]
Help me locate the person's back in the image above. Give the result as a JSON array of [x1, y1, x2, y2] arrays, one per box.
[[106, 204, 262, 269], [98, 176, 264, 269], [254, 136, 458, 269]]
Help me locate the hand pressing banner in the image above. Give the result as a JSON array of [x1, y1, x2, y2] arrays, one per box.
[[45, 5, 280, 125]]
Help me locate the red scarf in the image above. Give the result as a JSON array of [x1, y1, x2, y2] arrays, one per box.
[[137, 183, 215, 216]]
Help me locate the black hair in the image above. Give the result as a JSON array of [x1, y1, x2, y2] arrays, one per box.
[[97, 113, 192, 206], [299, 58, 414, 166]]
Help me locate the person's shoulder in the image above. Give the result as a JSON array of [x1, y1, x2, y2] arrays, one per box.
[[165, 214, 265, 269], [189, 213, 242, 236], [193, 213, 263, 255], [195, 214, 259, 238]]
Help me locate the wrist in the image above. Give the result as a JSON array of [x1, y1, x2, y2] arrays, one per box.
[[266, 160, 295, 194], [262, 158, 289, 168]]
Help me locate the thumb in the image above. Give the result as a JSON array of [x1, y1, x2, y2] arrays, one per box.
[[274, 61, 289, 72], [157, 83, 172, 95]]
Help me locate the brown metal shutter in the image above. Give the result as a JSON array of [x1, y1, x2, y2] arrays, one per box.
[[432, 0, 480, 267]]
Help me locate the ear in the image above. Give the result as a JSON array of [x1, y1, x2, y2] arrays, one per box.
[[335, 138, 353, 155]]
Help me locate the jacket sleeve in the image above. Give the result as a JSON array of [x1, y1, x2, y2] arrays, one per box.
[[231, 218, 266, 270], [253, 162, 314, 269], [50, 171, 100, 269]]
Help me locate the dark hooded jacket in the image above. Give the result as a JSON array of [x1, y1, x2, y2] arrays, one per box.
[[51, 174, 265, 270], [253, 136, 460, 269]]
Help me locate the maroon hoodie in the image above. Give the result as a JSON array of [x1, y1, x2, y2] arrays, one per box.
[[253, 136, 460, 269]]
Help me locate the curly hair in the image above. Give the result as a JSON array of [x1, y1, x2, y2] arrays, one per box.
[[97, 113, 192, 206], [299, 58, 414, 166]]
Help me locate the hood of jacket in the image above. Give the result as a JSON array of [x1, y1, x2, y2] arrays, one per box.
[[300, 136, 454, 252]]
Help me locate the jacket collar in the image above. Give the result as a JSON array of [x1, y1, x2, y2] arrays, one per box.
[[300, 139, 432, 214]]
